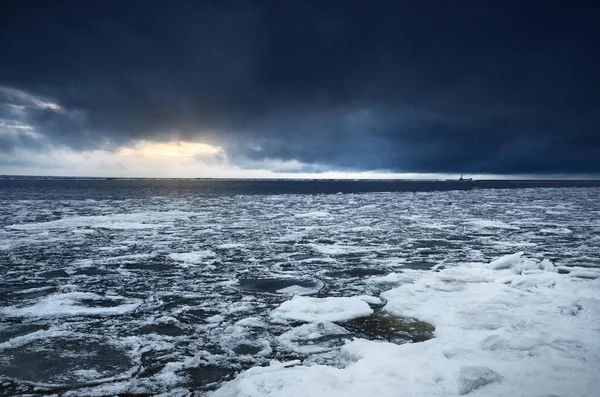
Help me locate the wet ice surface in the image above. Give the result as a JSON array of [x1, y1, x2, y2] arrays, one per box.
[[1, 187, 599, 395]]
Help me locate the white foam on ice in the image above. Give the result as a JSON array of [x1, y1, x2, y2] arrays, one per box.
[[5, 211, 202, 230], [13, 286, 55, 295], [0, 328, 73, 349], [206, 314, 226, 324], [0, 292, 141, 317], [368, 272, 415, 285], [276, 281, 323, 296], [469, 219, 520, 230], [270, 296, 373, 323], [73, 369, 103, 381], [168, 250, 217, 265], [309, 243, 385, 256], [235, 317, 268, 328], [214, 253, 600, 397], [277, 322, 350, 354], [294, 211, 331, 218], [217, 243, 246, 249], [539, 227, 573, 234]]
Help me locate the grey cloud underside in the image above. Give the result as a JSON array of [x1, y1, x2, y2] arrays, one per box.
[[1, 1, 599, 174]]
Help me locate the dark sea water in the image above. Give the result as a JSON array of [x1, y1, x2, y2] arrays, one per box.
[[1, 179, 599, 396], [1, 177, 600, 200]]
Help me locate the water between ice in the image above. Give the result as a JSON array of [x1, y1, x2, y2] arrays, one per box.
[[0, 188, 599, 395]]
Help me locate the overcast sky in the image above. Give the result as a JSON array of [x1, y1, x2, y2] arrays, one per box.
[[1, 1, 599, 178]]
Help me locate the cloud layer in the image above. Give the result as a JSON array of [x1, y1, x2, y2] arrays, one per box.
[[1, 1, 599, 175]]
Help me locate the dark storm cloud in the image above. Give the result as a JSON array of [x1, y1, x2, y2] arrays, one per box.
[[1, 1, 599, 174]]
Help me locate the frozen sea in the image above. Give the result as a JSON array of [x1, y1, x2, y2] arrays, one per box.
[[1, 179, 599, 396]]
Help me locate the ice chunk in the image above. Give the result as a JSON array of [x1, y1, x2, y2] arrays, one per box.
[[369, 272, 414, 285], [489, 252, 524, 269], [470, 219, 520, 230], [0, 292, 141, 317], [270, 296, 373, 323], [493, 255, 560, 275], [168, 250, 216, 265], [354, 295, 383, 305], [216, 243, 246, 249], [457, 366, 501, 395], [309, 243, 379, 255], [235, 317, 267, 328], [217, 253, 600, 397], [206, 314, 225, 323], [5, 211, 201, 230], [238, 278, 322, 295], [568, 269, 600, 279], [278, 322, 349, 354], [276, 285, 320, 296], [539, 227, 572, 234], [294, 211, 330, 218], [539, 259, 557, 272]]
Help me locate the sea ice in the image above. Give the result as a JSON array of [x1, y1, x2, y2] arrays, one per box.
[[354, 295, 383, 305], [309, 243, 379, 256], [277, 322, 349, 354], [457, 366, 501, 395], [294, 211, 331, 218], [168, 250, 217, 265], [276, 285, 320, 295], [270, 296, 373, 323], [3, 188, 600, 395], [0, 292, 141, 318], [488, 251, 524, 269], [5, 211, 201, 230], [215, 253, 600, 397], [469, 219, 520, 230]]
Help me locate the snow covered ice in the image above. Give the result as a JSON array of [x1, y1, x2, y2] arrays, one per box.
[[1, 186, 599, 395], [215, 253, 600, 397], [270, 296, 373, 323]]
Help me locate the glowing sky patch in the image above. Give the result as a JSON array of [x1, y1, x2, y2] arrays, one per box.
[[118, 141, 223, 159]]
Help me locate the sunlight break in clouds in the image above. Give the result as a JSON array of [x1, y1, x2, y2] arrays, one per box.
[[118, 141, 224, 159]]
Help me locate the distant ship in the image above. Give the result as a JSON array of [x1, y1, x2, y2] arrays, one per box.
[[459, 173, 473, 182]]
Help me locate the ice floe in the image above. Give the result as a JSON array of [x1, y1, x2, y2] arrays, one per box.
[[238, 278, 322, 295], [469, 219, 520, 230], [2, 187, 600, 395], [277, 322, 350, 354], [270, 296, 373, 323], [5, 211, 201, 230], [294, 211, 331, 218], [168, 250, 217, 265], [215, 253, 600, 396], [354, 295, 383, 305], [0, 292, 141, 318]]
